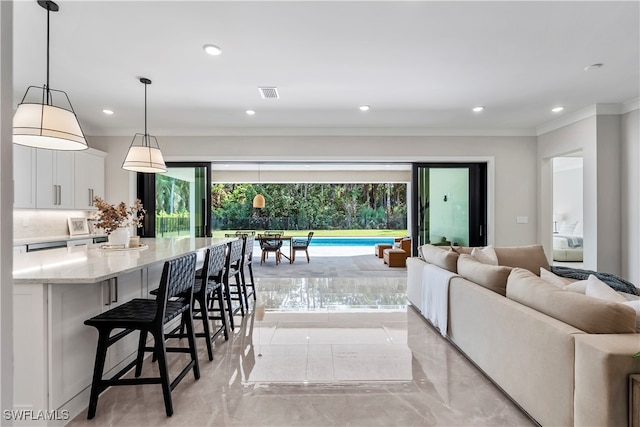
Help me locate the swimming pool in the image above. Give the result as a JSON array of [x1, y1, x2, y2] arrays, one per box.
[[308, 237, 395, 246]]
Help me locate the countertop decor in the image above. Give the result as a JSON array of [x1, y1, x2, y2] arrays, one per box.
[[92, 196, 146, 235]]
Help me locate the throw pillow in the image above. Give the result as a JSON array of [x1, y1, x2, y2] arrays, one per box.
[[539, 267, 569, 288], [471, 245, 499, 265], [564, 280, 587, 294], [585, 275, 628, 303], [623, 300, 640, 332]]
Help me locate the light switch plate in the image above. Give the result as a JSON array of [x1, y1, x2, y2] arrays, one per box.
[[516, 216, 528, 224]]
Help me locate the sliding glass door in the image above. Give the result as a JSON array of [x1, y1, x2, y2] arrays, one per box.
[[137, 162, 211, 238], [411, 163, 487, 251]]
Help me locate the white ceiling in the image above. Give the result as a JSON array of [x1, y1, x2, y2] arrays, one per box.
[[12, 1, 640, 137]]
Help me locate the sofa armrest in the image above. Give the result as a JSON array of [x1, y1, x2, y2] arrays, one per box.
[[574, 334, 640, 427], [406, 257, 427, 312]]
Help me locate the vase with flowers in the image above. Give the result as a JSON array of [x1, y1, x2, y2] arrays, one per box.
[[93, 197, 146, 247]]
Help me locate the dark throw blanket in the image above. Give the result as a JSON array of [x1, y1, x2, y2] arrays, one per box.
[[551, 266, 640, 296]]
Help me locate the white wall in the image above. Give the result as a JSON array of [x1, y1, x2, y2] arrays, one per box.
[[538, 114, 626, 276], [0, 0, 13, 416], [553, 157, 583, 226], [621, 109, 640, 283], [89, 134, 539, 246]]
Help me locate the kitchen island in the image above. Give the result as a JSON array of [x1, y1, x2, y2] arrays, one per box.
[[12, 237, 235, 425]]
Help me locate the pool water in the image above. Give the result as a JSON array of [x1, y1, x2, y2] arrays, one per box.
[[308, 237, 395, 246]]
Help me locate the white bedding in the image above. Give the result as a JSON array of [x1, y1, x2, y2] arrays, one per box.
[[553, 234, 583, 250]]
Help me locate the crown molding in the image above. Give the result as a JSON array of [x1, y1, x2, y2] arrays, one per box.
[[622, 98, 640, 114], [536, 100, 639, 136], [88, 127, 537, 138]]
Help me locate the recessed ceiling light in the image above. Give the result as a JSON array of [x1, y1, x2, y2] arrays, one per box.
[[472, 106, 484, 112], [102, 109, 114, 115], [584, 63, 603, 71], [203, 44, 222, 56], [246, 110, 256, 115], [551, 106, 564, 113], [359, 105, 370, 111]]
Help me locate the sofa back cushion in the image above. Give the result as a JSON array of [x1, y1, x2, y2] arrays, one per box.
[[421, 244, 458, 273], [457, 254, 513, 296], [494, 245, 550, 274], [507, 268, 637, 334]]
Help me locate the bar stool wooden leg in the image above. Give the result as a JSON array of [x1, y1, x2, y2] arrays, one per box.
[[87, 330, 110, 419]]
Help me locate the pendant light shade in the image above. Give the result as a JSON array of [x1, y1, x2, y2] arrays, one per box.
[[253, 164, 265, 208], [13, 1, 88, 151], [253, 193, 265, 209], [122, 78, 167, 173]]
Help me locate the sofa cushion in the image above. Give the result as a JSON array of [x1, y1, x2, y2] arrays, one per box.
[[494, 245, 550, 274], [540, 267, 571, 288], [421, 244, 458, 273], [622, 300, 640, 332], [457, 254, 512, 296], [506, 268, 637, 334]]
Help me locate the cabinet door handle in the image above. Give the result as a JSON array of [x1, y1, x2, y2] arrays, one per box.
[[91, 189, 94, 205], [88, 189, 92, 207], [53, 185, 57, 205], [113, 277, 118, 303], [58, 185, 62, 205], [105, 281, 111, 306]]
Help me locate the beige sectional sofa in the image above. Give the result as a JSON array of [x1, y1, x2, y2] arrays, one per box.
[[407, 244, 640, 427]]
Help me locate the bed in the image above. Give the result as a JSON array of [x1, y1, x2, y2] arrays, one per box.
[[553, 221, 583, 262]]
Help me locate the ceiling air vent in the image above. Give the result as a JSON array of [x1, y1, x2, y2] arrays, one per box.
[[259, 87, 279, 99]]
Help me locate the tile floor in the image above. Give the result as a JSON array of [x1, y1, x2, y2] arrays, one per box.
[[68, 267, 534, 426]]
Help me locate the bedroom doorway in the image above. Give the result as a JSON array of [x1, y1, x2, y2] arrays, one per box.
[[552, 154, 584, 267]]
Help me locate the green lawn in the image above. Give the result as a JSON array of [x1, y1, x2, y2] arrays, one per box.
[[210, 229, 408, 238]]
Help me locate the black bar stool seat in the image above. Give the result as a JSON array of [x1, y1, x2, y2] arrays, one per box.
[[84, 252, 199, 419]]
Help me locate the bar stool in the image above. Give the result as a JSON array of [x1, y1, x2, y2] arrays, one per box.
[[84, 253, 199, 418], [224, 238, 245, 330], [240, 234, 257, 310], [191, 244, 228, 360]]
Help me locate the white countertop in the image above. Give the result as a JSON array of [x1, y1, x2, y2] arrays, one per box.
[[13, 234, 106, 246], [13, 237, 235, 284]]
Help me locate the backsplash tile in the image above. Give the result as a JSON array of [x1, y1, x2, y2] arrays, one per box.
[[13, 210, 98, 240]]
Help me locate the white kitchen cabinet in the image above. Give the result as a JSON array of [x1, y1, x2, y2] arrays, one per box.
[[13, 144, 37, 208], [36, 150, 75, 209], [48, 283, 104, 411], [48, 271, 145, 413], [74, 150, 106, 209]]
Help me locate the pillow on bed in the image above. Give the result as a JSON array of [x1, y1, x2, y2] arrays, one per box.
[[573, 221, 583, 236], [558, 221, 577, 235]]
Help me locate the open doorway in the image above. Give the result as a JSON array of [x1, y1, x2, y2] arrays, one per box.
[[552, 154, 584, 267]]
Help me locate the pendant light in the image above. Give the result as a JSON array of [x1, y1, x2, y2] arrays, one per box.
[[13, 1, 88, 151], [253, 164, 265, 208], [122, 78, 167, 173]]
